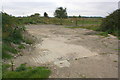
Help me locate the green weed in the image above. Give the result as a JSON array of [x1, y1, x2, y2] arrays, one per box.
[[97, 32, 109, 37], [23, 39, 34, 45], [3, 64, 51, 78], [18, 44, 25, 49]]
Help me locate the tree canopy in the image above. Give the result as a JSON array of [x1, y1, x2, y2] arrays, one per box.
[[30, 13, 40, 17], [100, 9, 120, 37], [44, 12, 48, 17], [54, 7, 68, 18]]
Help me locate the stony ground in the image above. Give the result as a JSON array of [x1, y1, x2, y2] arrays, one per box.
[[12, 24, 118, 78]]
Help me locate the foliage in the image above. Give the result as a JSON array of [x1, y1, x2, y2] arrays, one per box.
[[2, 64, 11, 73], [2, 53, 13, 59], [2, 13, 22, 59], [99, 9, 120, 38], [2, 13, 34, 59], [2, 12, 51, 78], [18, 44, 25, 49], [3, 64, 51, 78], [3, 43, 18, 54], [2, 13, 25, 44], [54, 7, 68, 18], [15, 64, 27, 72], [23, 38, 34, 45], [44, 12, 48, 17], [97, 32, 109, 37], [30, 13, 40, 17]]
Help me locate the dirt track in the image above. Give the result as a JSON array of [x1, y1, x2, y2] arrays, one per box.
[[13, 24, 118, 78]]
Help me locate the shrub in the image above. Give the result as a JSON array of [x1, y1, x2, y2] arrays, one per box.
[[2, 13, 34, 59], [2, 43, 18, 54], [23, 38, 34, 45], [99, 9, 120, 37], [15, 64, 27, 72], [18, 44, 25, 49], [2, 64, 11, 73]]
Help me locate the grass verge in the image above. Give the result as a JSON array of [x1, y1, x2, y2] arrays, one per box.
[[65, 25, 113, 37], [2, 64, 51, 78]]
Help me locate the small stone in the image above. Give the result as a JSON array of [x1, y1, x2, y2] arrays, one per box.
[[83, 56, 87, 58], [75, 58, 78, 60], [54, 60, 70, 68], [54, 67, 56, 70], [14, 56, 17, 58], [60, 63, 63, 64], [67, 59, 70, 61]]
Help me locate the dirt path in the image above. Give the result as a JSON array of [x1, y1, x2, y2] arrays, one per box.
[[13, 24, 118, 78]]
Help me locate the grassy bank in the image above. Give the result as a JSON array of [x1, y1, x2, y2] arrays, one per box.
[[3, 64, 51, 78], [2, 12, 51, 78], [2, 13, 35, 59]]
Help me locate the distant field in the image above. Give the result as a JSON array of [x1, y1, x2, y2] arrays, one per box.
[[20, 17, 102, 26], [21, 17, 103, 36], [38, 17, 102, 26]]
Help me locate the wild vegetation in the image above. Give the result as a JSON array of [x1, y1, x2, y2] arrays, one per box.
[[99, 9, 120, 38], [2, 13, 24, 59], [2, 12, 51, 78], [2, 13, 34, 59], [64, 9, 120, 38], [2, 8, 119, 59], [2, 63, 51, 78]]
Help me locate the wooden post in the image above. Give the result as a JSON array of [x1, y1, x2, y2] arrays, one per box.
[[75, 18, 78, 26], [82, 18, 84, 26], [11, 60, 14, 71]]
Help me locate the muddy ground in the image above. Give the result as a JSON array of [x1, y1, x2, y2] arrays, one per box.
[[11, 24, 118, 78]]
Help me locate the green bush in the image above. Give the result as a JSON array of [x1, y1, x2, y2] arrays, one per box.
[[2, 53, 13, 59], [18, 44, 25, 49], [3, 43, 18, 54], [99, 9, 120, 37], [2, 13, 24, 44], [2, 64, 11, 73], [2, 13, 35, 59], [23, 38, 34, 45], [15, 64, 27, 72]]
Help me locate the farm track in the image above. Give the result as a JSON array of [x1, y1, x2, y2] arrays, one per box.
[[12, 24, 118, 78]]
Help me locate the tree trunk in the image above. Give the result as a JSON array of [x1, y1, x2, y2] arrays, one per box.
[[11, 60, 14, 71]]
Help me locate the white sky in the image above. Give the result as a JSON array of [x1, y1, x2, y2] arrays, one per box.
[[1, 0, 119, 17]]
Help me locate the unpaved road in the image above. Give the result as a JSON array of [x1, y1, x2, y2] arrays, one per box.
[[13, 25, 118, 78]]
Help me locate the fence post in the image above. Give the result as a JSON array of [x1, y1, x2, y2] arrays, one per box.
[[11, 60, 14, 71]]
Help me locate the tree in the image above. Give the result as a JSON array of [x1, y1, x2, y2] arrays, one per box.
[[44, 12, 48, 17], [79, 15, 81, 18], [100, 9, 120, 37], [54, 7, 68, 18], [30, 13, 40, 17], [54, 7, 68, 25]]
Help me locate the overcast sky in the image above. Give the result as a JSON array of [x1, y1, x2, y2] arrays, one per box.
[[1, 0, 119, 17]]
